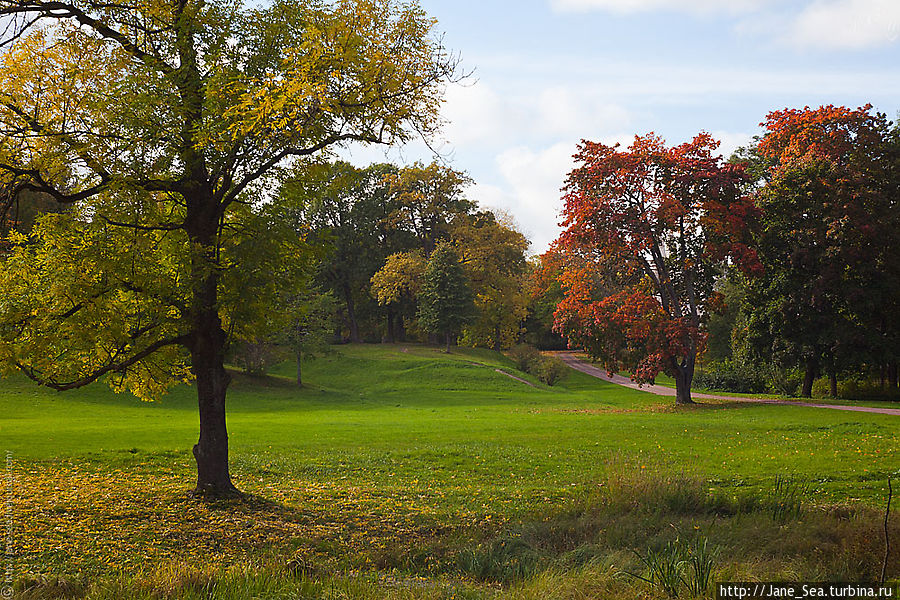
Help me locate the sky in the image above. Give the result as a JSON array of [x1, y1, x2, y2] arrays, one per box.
[[343, 0, 900, 254]]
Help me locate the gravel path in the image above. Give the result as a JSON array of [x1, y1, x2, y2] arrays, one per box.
[[554, 352, 900, 416]]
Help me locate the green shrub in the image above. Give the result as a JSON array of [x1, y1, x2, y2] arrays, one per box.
[[693, 360, 767, 393], [534, 356, 567, 386], [765, 365, 802, 396], [508, 344, 541, 372]]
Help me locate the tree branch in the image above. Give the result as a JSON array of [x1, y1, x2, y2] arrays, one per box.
[[0, 0, 176, 75], [15, 333, 188, 391]]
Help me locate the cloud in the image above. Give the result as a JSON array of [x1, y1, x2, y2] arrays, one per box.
[[791, 0, 900, 49], [549, 0, 900, 50], [550, 0, 769, 15], [469, 142, 577, 253], [709, 131, 755, 160], [440, 80, 632, 150]]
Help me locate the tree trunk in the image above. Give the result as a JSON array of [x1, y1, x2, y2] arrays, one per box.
[[801, 358, 817, 398], [385, 306, 395, 344], [396, 314, 406, 342], [829, 371, 838, 397], [492, 323, 502, 352], [889, 363, 898, 389], [672, 363, 695, 404], [188, 268, 236, 495], [296, 349, 303, 388], [343, 285, 361, 343], [445, 331, 451, 353]]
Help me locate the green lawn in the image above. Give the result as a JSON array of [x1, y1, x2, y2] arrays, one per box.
[[2, 344, 898, 599]]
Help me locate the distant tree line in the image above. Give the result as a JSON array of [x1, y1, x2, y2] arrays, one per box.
[[229, 159, 559, 378]]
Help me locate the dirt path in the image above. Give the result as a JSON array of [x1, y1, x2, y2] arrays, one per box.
[[554, 352, 900, 416]]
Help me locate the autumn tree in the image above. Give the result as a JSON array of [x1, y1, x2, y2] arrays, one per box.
[[553, 133, 759, 404], [386, 161, 473, 255], [0, 0, 455, 494], [525, 252, 568, 350], [738, 105, 900, 397], [417, 241, 475, 352], [370, 250, 426, 342], [453, 211, 530, 351]]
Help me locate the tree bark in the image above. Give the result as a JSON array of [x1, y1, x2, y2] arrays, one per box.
[[672, 363, 695, 404], [829, 371, 838, 397], [445, 331, 451, 353], [296, 349, 303, 388], [889, 363, 898, 389], [492, 323, 502, 352], [187, 248, 236, 495], [344, 285, 361, 343], [801, 358, 817, 398], [384, 305, 395, 344]]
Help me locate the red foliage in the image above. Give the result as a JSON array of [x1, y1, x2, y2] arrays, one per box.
[[552, 132, 758, 385]]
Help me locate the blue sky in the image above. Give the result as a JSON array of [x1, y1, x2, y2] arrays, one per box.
[[344, 0, 900, 253]]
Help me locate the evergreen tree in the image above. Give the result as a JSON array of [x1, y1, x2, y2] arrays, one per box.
[[417, 242, 475, 352]]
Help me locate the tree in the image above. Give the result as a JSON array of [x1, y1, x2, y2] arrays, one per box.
[[370, 250, 426, 343], [553, 133, 759, 404], [452, 211, 530, 351], [737, 105, 900, 397], [277, 161, 398, 343], [281, 289, 336, 387], [386, 161, 473, 255], [417, 241, 474, 352], [0, 0, 455, 494]]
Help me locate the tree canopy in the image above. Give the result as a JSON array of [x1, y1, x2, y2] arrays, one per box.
[[737, 105, 900, 397], [552, 133, 759, 404], [0, 0, 456, 494]]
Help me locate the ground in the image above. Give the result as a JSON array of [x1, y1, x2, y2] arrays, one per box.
[[2, 344, 897, 599]]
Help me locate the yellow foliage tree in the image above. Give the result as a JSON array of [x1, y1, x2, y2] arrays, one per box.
[[0, 0, 456, 494]]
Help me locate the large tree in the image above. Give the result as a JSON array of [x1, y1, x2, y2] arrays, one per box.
[[553, 133, 759, 404], [276, 160, 399, 343], [0, 0, 455, 494], [738, 105, 900, 397]]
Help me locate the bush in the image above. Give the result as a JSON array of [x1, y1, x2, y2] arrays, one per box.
[[693, 359, 767, 393], [534, 356, 567, 386], [765, 365, 802, 396], [509, 344, 542, 372], [508, 345, 569, 386], [232, 340, 282, 375]]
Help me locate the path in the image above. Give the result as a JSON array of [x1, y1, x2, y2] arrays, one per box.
[[554, 352, 900, 416]]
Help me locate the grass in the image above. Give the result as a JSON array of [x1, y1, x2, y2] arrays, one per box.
[[2, 343, 899, 598]]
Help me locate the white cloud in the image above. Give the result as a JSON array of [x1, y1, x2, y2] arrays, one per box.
[[551, 0, 770, 15], [549, 0, 900, 50], [709, 131, 755, 160], [440, 80, 632, 150], [791, 0, 900, 49], [469, 142, 578, 253]]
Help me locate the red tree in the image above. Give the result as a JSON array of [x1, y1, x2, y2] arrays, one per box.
[[553, 133, 759, 404]]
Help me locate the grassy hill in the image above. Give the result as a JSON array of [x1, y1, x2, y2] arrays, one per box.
[[2, 344, 898, 599]]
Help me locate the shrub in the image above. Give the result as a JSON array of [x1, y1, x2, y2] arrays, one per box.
[[232, 340, 282, 376], [534, 356, 567, 386], [693, 359, 767, 393], [508, 344, 542, 372], [765, 365, 802, 396]]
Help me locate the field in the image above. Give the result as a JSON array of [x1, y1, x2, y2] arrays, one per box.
[[2, 344, 898, 599]]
